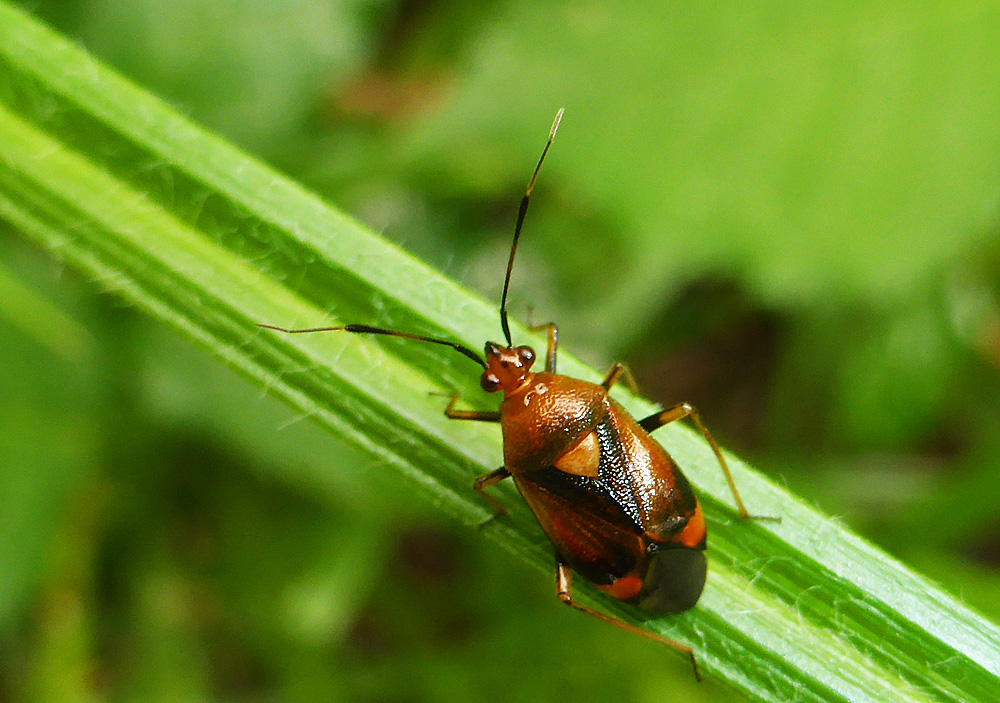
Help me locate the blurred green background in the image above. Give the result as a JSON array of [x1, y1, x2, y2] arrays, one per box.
[[2, 1, 1000, 701]]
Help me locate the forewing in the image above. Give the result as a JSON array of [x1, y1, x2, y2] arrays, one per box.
[[597, 401, 700, 542], [514, 467, 643, 586]]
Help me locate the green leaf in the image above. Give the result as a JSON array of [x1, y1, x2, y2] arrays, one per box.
[[0, 4, 997, 702], [70, 0, 385, 155]]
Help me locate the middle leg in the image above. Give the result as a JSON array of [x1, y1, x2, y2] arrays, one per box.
[[638, 403, 770, 520], [473, 466, 511, 519]]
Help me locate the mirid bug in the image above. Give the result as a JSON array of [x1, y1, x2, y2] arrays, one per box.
[[260, 110, 765, 679]]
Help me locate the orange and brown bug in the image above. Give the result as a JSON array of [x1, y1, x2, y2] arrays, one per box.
[[260, 109, 763, 679]]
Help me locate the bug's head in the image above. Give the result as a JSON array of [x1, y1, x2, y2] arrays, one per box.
[[480, 342, 536, 394]]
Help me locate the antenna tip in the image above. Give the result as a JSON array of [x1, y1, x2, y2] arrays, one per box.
[[550, 108, 565, 138]]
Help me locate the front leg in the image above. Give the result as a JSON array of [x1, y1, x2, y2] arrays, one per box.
[[443, 393, 501, 422], [528, 321, 559, 374], [601, 362, 639, 392]]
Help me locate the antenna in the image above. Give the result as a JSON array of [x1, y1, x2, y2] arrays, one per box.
[[257, 323, 486, 367], [499, 108, 564, 347]]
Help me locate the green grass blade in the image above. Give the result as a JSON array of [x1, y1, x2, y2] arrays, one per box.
[[0, 4, 997, 701]]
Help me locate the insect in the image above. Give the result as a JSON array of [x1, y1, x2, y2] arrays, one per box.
[[260, 109, 765, 679]]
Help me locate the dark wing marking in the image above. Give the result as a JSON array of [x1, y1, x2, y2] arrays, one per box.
[[592, 415, 644, 527], [597, 401, 699, 540]]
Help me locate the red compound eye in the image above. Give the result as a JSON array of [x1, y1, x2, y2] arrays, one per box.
[[480, 373, 501, 393]]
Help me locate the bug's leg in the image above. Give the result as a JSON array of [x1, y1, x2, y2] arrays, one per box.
[[601, 362, 639, 392], [474, 466, 511, 522], [638, 403, 777, 521], [528, 320, 559, 373], [556, 560, 701, 681], [443, 392, 501, 422]]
